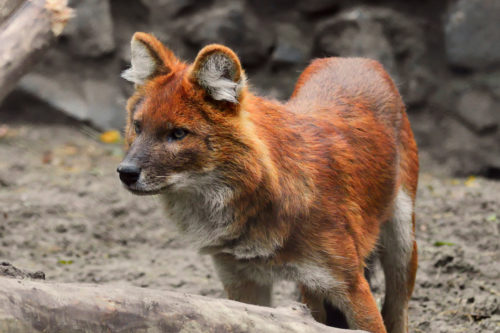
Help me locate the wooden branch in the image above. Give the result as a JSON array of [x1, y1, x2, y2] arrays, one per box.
[[0, 0, 24, 24], [0, 277, 367, 333], [0, 0, 72, 103]]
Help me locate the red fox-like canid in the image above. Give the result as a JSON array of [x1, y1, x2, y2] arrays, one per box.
[[117, 32, 418, 333]]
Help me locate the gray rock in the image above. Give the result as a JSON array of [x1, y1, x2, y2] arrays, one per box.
[[433, 117, 499, 175], [63, 0, 115, 58], [18, 72, 126, 130], [456, 90, 498, 134], [140, 0, 198, 18], [428, 81, 500, 174], [184, 4, 274, 67], [271, 24, 310, 66], [471, 71, 500, 100], [444, 0, 500, 70], [246, 0, 298, 15], [298, 0, 340, 14], [315, 7, 433, 106], [316, 8, 396, 75], [250, 69, 302, 101], [112, 0, 151, 63]]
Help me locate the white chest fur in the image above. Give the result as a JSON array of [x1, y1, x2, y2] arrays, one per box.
[[161, 172, 235, 248]]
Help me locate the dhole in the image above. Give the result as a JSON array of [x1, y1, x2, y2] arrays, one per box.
[[118, 32, 418, 333]]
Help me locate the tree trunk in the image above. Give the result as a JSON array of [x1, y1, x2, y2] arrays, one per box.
[[0, 276, 367, 333], [0, 0, 72, 103]]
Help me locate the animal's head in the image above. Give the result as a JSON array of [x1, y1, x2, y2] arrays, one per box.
[[117, 32, 253, 195]]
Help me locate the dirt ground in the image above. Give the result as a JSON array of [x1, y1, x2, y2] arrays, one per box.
[[0, 115, 498, 332]]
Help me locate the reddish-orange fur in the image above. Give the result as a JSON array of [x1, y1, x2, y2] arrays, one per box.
[[120, 33, 419, 333]]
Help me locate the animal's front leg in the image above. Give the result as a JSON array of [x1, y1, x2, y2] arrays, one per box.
[[300, 285, 327, 324], [212, 253, 272, 306]]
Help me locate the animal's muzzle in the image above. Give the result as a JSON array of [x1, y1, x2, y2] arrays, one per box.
[[117, 162, 141, 186]]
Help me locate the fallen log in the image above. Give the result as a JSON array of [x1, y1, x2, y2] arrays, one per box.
[[0, 276, 367, 333], [0, 0, 23, 24], [0, 0, 72, 103]]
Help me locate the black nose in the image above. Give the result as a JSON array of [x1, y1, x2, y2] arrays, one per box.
[[117, 163, 141, 186]]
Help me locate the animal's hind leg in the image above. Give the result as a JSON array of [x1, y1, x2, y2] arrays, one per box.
[[364, 250, 378, 289], [379, 189, 418, 333]]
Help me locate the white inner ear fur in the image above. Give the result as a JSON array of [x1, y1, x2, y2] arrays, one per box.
[[121, 39, 156, 85], [197, 53, 246, 103]]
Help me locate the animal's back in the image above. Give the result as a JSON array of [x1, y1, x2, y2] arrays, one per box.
[[282, 56, 419, 264], [287, 57, 404, 135], [284, 57, 407, 210], [287, 57, 417, 197]]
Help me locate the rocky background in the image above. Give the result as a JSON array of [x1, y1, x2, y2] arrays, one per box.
[[1, 0, 500, 177]]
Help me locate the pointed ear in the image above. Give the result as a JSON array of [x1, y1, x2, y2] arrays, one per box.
[[122, 32, 177, 85], [190, 45, 246, 104]]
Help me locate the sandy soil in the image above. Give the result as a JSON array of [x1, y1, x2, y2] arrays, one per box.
[[0, 119, 498, 332]]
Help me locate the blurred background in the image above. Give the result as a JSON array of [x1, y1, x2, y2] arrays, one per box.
[[1, 1, 499, 332], [1, 0, 500, 177]]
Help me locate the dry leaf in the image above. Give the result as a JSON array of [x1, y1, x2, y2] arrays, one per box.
[[464, 176, 477, 187], [99, 130, 122, 144]]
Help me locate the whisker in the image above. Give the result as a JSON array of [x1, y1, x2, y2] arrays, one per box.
[[79, 125, 100, 140]]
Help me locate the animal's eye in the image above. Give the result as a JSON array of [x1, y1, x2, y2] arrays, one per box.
[[133, 120, 141, 135], [169, 128, 187, 142]]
